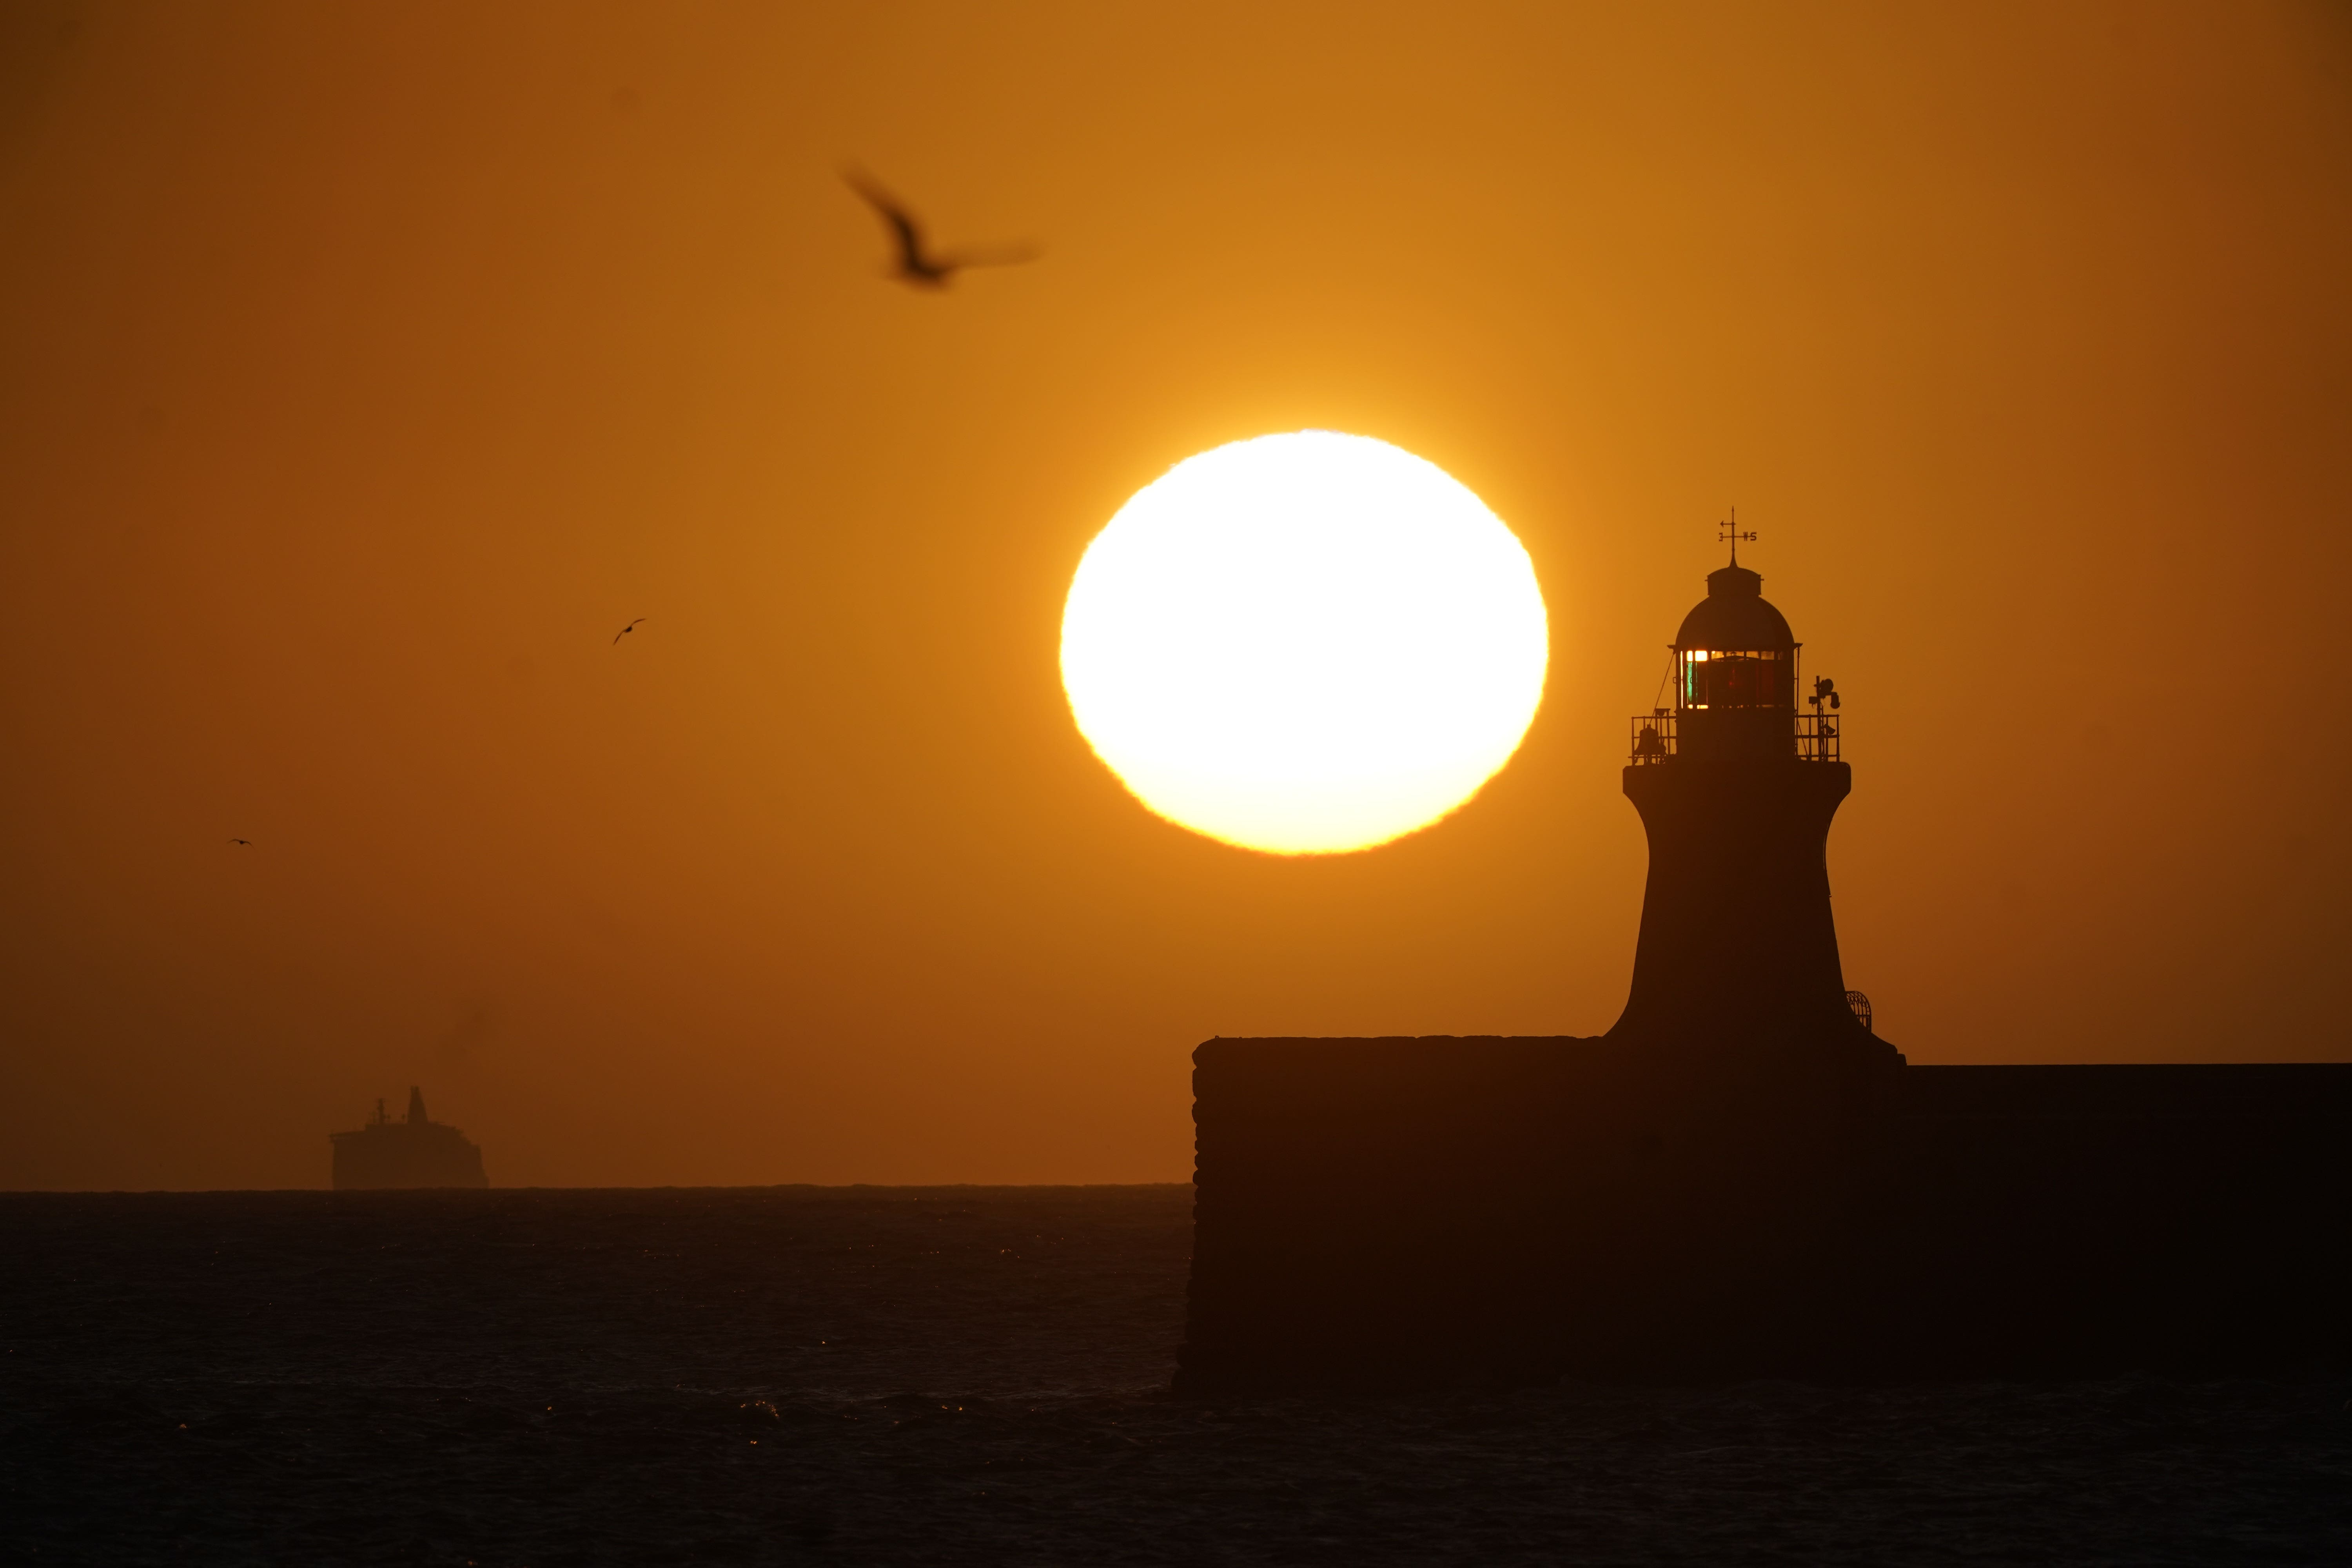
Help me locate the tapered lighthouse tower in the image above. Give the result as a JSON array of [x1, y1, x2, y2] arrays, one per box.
[[1613, 543, 1892, 1067]]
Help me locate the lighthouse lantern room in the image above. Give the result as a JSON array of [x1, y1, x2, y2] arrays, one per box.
[[1632, 543, 1840, 766]]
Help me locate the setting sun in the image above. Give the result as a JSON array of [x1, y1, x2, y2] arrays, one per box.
[[1060, 432, 1549, 855]]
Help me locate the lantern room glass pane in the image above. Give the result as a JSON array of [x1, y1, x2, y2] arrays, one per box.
[[1680, 649, 1784, 709]]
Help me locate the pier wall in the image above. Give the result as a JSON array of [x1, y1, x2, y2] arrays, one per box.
[[1176, 1040, 2352, 1392]]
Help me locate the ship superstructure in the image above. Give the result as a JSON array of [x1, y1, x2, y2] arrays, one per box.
[[330, 1087, 488, 1189]]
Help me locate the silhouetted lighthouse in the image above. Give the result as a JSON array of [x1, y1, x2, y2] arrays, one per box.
[[1179, 532, 2352, 1395], [1614, 545, 1887, 1063]]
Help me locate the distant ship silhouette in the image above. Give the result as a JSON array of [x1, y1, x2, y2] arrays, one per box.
[[330, 1087, 488, 1190]]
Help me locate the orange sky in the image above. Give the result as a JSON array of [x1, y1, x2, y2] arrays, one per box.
[[2, 1, 2348, 1189]]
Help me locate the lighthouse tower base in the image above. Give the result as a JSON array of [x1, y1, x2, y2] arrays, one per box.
[[1174, 1037, 2352, 1394]]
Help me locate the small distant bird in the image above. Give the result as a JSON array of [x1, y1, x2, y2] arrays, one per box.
[[229, 838, 252, 846], [613, 619, 646, 644], [842, 166, 1036, 289]]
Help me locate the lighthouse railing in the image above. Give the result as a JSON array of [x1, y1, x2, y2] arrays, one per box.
[[1629, 713, 1677, 764], [1627, 713, 1842, 764]]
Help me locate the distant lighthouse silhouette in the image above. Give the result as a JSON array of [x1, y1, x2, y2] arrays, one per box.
[[1176, 529, 2352, 1394], [1613, 539, 1884, 1059]]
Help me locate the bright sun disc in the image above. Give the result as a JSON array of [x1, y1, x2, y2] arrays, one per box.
[[1060, 431, 1549, 855]]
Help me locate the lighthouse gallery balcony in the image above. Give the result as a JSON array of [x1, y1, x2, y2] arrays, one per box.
[[1630, 710, 1842, 764]]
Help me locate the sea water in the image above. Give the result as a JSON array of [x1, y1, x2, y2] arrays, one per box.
[[3, 1186, 2346, 1565]]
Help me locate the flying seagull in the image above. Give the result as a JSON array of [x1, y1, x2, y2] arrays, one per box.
[[229, 838, 252, 846], [842, 166, 1036, 289], [613, 618, 646, 644]]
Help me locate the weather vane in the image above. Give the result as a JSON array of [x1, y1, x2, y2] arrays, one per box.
[[1719, 506, 1757, 564]]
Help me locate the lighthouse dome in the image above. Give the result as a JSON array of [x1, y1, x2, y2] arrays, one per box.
[[1674, 564, 1796, 652]]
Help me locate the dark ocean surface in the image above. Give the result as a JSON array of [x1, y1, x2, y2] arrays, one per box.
[[3, 1185, 2347, 1566]]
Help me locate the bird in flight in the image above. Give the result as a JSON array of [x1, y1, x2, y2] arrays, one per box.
[[842, 166, 1036, 289], [613, 619, 646, 644], [229, 838, 252, 847]]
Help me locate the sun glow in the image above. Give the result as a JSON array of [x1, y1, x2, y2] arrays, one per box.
[[1060, 432, 1549, 855]]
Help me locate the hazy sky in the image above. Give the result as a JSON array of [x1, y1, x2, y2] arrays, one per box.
[[3, 1, 2348, 1189]]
